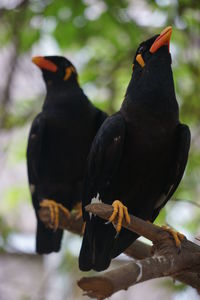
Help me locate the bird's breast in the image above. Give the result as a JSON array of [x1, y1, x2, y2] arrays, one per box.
[[114, 117, 177, 217]]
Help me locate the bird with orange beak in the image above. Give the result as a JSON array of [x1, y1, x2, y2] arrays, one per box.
[[27, 56, 107, 254], [79, 27, 190, 271]]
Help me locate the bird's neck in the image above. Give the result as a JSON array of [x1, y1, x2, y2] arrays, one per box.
[[121, 66, 179, 123], [125, 63, 178, 111], [42, 82, 84, 112], [46, 79, 80, 95]]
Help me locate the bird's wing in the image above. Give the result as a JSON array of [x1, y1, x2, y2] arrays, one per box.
[[27, 113, 45, 187], [79, 113, 126, 271], [82, 112, 126, 214], [94, 108, 108, 132], [152, 124, 191, 220], [27, 114, 64, 254]]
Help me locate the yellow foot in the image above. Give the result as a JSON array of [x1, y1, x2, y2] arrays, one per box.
[[73, 202, 82, 220], [40, 199, 70, 231], [162, 225, 185, 248], [108, 200, 130, 233]]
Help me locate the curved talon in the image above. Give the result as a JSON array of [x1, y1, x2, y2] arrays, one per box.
[[40, 199, 70, 231], [109, 200, 130, 233], [57, 203, 70, 218], [162, 225, 185, 248], [73, 202, 83, 220]]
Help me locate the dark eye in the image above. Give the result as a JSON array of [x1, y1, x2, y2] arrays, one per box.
[[138, 46, 144, 54]]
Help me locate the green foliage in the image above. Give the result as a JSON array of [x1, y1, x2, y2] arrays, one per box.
[[2, 185, 29, 212], [162, 278, 188, 292]]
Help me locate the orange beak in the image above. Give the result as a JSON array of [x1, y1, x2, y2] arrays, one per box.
[[32, 56, 58, 72], [149, 26, 172, 54]]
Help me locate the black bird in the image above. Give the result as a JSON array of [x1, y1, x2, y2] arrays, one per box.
[[27, 56, 107, 254], [79, 26, 190, 272]]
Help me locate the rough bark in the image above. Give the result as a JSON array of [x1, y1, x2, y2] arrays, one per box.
[[39, 203, 200, 299]]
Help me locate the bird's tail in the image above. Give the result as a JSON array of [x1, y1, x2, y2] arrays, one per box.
[[79, 216, 133, 272], [79, 216, 139, 271], [36, 219, 63, 254], [79, 216, 116, 271]]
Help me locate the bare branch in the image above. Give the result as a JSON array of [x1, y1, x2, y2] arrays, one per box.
[[124, 241, 200, 291], [84, 203, 200, 252], [124, 240, 152, 259], [39, 205, 153, 258], [78, 254, 200, 299], [77, 203, 200, 298], [39, 203, 200, 299], [84, 203, 166, 242]]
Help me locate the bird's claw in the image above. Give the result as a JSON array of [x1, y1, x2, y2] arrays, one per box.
[[108, 200, 130, 233], [73, 202, 83, 220], [162, 225, 185, 251], [40, 199, 70, 231]]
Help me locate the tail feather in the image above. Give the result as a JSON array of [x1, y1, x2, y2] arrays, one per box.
[[36, 220, 63, 254], [79, 216, 116, 271], [79, 216, 139, 271], [31, 189, 63, 254], [78, 228, 93, 271]]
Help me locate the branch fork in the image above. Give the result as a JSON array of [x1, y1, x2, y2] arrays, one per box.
[[39, 202, 200, 299]]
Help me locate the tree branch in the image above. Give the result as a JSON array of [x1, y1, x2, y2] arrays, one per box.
[[39, 207, 83, 236], [39, 204, 152, 258], [77, 203, 200, 298], [78, 254, 200, 299], [124, 240, 152, 259], [39, 203, 200, 299], [83, 203, 200, 252]]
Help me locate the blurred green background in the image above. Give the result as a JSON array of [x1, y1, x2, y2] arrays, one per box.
[[0, 0, 200, 299]]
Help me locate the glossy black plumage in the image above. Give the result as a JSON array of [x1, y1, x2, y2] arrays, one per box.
[[27, 56, 107, 254], [79, 33, 190, 272]]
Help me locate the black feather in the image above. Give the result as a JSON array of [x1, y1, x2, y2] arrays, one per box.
[[79, 34, 190, 271], [27, 56, 107, 254]]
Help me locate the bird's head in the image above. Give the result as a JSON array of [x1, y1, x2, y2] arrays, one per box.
[[32, 56, 79, 87], [127, 26, 175, 101]]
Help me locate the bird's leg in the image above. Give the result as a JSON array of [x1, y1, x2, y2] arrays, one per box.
[[107, 200, 131, 234], [161, 225, 185, 250], [73, 202, 82, 220], [40, 199, 70, 231]]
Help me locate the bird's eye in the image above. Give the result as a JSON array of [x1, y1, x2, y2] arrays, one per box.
[[138, 46, 144, 54]]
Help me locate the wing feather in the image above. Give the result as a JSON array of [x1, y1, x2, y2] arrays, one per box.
[[152, 124, 191, 220], [79, 113, 126, 271]]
